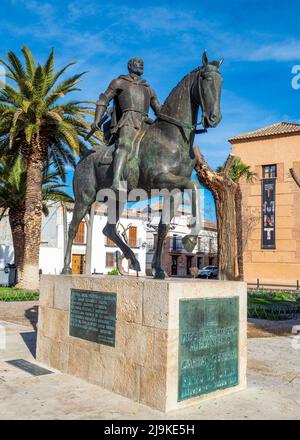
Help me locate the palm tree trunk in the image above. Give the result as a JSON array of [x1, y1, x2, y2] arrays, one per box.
[[8, 204, 25, 282], [17, 139, 45, 290]]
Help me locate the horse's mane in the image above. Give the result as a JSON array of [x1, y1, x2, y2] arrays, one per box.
[[160, 62, 220, 112], [160, 66, 203, 112]]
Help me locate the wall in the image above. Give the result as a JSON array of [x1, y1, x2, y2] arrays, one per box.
[[232, 133, 300, 284]]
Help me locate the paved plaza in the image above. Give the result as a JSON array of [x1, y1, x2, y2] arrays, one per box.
[[0, 320, 299, 420]]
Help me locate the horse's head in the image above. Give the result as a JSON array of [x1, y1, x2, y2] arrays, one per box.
[[194, 51, 223, 129]]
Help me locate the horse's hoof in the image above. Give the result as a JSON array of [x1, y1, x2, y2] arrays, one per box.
[[129, 259, 141, 272], [61, 267, 72, 275], [153, 269, 166, 280], [182, 235, 197, 253]]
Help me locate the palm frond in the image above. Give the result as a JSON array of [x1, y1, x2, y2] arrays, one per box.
[[7, 51, 26, 81], [21, 47, 36, 79]]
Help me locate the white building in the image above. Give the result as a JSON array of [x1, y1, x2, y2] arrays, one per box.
[[0, 201, 217, 277], [0, 203, 147, 275]]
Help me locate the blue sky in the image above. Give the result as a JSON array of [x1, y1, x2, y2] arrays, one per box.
[[2, 0, 300, 220]]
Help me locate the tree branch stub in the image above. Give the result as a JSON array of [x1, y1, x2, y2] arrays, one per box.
[[290, 168, 300, 188]]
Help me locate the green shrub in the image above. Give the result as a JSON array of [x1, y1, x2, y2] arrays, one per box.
[[0, 288, 39, 302], [107, 267, 120, 276], [247, 289, 300, 320]]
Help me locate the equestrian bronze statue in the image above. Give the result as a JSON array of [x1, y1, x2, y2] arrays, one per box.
[[62, 52, 223, 279]]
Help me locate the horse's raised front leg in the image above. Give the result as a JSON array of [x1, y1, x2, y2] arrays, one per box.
[[181, 178, 202, 252], [102, 200, 141, 272]]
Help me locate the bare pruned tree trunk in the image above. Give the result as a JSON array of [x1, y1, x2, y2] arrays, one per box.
[[194, 148, 238, 280], [235, 185, 244, 280], [290, 168, 300, 187]]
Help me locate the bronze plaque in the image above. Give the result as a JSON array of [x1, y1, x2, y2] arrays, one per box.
[[69, 289, 117, 346], [178, 297, 239, 401], [6, 359, 53, 376]]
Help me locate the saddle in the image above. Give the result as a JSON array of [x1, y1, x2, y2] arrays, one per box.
[[96, 143, 115, 165], [96, 118, 151, 165]]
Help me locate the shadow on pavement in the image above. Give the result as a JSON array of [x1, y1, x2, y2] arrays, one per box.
[[20, 331, 37, 358]]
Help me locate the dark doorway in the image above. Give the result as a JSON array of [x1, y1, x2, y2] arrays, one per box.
[[197, 256, 203, 269], [171, 255, 178, 276], [172, 235, 177, 251], [186, 256, 193, 275]]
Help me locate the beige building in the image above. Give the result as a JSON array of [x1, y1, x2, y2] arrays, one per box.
[[230, 122, 300, 286]]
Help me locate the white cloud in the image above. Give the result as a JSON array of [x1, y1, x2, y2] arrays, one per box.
[[67, 0, 99, 22], [114, 6, 210, 34], [245, 40, 300, 62]]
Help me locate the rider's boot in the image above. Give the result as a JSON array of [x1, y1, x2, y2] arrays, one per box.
[[112, 148, 127, 192]]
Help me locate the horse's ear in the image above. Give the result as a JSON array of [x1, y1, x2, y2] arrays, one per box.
[[218, 57, 224, 67], [202, 50, 208, 66]]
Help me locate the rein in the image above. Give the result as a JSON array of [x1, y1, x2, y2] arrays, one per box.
[[157, 112, 203, 132], [157, 70, 207, 137]]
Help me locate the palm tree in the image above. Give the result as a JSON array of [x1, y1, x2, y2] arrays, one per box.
[[0, 47, 99, 289], [216, 157, 257, 183], [216, 157, 256, 280], [0, 155, 73, 282]]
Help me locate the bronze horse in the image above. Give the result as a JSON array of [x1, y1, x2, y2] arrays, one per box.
[[62, 52, 223, 279]]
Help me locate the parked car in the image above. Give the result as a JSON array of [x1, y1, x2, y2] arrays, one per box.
[[198, 266, 218, 279], [0, 263, 17, 287]]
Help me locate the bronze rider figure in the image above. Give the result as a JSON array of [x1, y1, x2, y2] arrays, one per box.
[[92, 57, 161, 191]]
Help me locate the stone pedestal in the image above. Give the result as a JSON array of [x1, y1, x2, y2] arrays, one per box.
[[37, 275, 247, 412]]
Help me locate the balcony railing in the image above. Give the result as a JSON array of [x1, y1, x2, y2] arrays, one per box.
[[105, 237, 142, 248], [171, 238, 217, 254], [146, 237, 218, 254], [170, 239, 184, 252]]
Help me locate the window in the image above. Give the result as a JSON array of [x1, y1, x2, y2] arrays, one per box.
[[106, 237, 116, 246], [105, 252, 115, 268], [74, 221, 85, 244], [209, 238, 213, 254], [197, 236, 202, 252], [263, 164, 277, 179], [128, 226, 137, 247]]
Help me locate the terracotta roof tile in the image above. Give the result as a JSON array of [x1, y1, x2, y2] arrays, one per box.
[[229, 122, 300, 143]]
